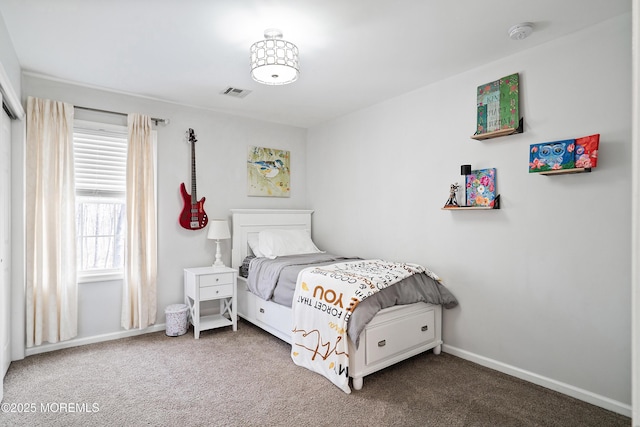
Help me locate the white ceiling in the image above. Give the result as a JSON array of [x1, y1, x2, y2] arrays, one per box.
[[0, 0, 631, 128]]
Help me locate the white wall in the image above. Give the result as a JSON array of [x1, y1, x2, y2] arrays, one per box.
[[0, 11, 20, 94], [18, 74, 308, 343], [0, 10, 25, 364], [631, 1, 639, 423], [307, 15, 632, 412]]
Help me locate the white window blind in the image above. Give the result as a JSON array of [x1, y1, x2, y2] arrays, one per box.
[[73, 122, 127, 196], [73, 120, 128, 281]]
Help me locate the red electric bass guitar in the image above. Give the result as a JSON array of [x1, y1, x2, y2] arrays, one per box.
[[179, 129, 208, 230]]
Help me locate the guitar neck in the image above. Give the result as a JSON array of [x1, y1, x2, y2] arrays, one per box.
[[191, 139, 197, 203]]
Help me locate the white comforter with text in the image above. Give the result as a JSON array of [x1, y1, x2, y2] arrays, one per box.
[[290, 259, 433, 393]]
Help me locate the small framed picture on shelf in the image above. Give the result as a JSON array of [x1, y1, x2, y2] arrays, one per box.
[[529, 134, 599, 173], [466, 168, 497, 208], [575, 134, 599, 168]]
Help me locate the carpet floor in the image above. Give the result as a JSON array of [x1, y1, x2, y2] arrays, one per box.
[[1, 319, 631, 426]]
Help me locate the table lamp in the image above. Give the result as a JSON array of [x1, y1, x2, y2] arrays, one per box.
[[207, 219, 231, 268]]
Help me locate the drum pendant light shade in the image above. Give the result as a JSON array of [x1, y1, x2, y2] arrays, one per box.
[[250, 29, 299, 85]]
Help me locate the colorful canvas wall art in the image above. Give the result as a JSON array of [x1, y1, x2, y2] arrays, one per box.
[[247, 146, 290, 197], [529, 134, 599, 173], [574, 134, 600, 168], [476, 73, 519, 135], [529, 140, 576, 173], [466, 168, 497, 207]]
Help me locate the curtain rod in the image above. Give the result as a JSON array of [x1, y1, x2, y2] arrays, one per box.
[[74, 105, 169, 125]]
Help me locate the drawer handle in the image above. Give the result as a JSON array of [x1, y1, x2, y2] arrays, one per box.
[[421, 325, 429, 332], [378, 340, 386, 347], [259, 308, 265, 313]]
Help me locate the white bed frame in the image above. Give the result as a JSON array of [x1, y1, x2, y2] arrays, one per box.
[[231, 209, 442, 390]]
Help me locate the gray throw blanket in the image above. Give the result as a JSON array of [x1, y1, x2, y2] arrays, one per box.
[[247, 253, 356, 300]]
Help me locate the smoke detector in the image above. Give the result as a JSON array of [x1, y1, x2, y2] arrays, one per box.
[[508, 23, 534, 40]]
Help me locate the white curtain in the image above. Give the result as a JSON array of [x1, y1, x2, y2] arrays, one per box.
[[121, 114, 157, 329], [25, 96, 77, 347]]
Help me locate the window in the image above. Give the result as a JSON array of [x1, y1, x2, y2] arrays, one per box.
[[73, 120, 127, 282]]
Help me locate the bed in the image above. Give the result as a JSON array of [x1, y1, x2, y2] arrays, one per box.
[[231, 208, 457, 391]]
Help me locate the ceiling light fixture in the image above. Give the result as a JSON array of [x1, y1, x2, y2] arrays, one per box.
[[250, 28, 299, 85]]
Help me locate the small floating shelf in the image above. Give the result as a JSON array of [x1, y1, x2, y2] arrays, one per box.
[[442, 195, 500, 210], [442, 206, 496, 210], [538, 167, 592, 176], [471, 118, 524, 141]]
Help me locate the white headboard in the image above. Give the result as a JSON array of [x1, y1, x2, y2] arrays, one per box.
[[230, 209, 314, 270]]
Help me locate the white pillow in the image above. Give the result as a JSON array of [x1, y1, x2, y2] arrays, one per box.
[[247, 233, 265, 258], [258, 229, 322, 259]]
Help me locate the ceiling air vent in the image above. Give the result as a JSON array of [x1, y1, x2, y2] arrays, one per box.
[[220, 87, 251, 99]]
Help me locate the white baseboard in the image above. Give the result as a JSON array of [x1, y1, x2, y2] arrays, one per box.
[[24, 323, 167, 357], [443, 344, 632, 418]]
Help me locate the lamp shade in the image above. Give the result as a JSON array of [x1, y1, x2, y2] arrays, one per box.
[[250, 29, 299, 85], [207, 220, 230, 240]]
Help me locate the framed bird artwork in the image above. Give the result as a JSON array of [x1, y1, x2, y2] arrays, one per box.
[[247, 146, 291, 197]]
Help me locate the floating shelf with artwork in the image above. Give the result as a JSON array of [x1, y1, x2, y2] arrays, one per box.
[[443, 166, 500, 210], [539, 168, 591, 176], [471, 73, 523, 141], [471, 118, 524, 140], [442, 195, 501, 210], [529, 134, 599, 175]]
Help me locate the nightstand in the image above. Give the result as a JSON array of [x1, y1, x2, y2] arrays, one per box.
[[184, 266, 237, 339]]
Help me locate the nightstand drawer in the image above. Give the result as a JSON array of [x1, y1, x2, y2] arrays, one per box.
[[200, 272, 234, 287], [200, 283, 233, 299]]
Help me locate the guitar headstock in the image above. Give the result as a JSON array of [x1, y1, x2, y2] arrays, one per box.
[[187, 128, 197, 144]]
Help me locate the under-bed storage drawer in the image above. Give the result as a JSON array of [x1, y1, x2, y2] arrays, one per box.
[[365, 307, 435, 365], [256, 299, 291, 337]]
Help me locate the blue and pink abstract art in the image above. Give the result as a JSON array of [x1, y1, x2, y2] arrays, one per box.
[[529, 134, 599, 173]]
